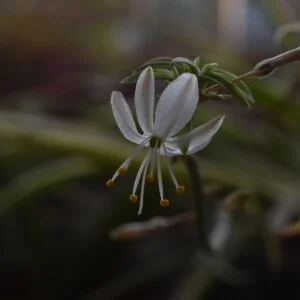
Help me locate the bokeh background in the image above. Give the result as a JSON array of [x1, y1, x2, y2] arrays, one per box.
[[0, 0, 300, 299]]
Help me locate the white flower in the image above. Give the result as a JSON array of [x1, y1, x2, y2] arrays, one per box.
[[107, 67, 225, 214]]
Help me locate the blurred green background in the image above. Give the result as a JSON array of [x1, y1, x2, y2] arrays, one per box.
[[0, 0, 300, 299]]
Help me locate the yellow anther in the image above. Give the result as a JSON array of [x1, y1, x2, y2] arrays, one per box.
[[106, 179, 114, 188], [176, 185, 185, 195], [129, 194, 138, 203], [118, 167, 127, 176], [146, 175, 155, 183], [160, 199, 170, 208]]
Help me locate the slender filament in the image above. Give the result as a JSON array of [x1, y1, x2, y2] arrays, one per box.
[[157, 150, 164, 200], [138, 150, 152, 215], [163, 142, 179, 187], [149, 148, 156, 178], [132, 152, 150, 196], [112, 137, 150, 181]]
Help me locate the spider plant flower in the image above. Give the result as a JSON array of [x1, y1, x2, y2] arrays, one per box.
[[106, 67, 224, 214]]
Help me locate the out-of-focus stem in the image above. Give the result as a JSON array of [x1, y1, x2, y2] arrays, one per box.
[[182, 156, 212, 251], [176, 263, 216, 300], [110, 212, 195, 240], [205, 46, 300, 92], [234, 46, 300, 80]]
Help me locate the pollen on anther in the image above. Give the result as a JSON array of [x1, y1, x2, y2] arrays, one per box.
[[160, 199, 169, 208], [146, 175, 155, 183], [176, 185, 185, 195], [118, 167, 127, 176], [130, 194, 138, 203], [106, 179, 114, 188]]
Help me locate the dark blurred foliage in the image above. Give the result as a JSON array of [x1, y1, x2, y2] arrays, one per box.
[[0, 1, 300, 299]]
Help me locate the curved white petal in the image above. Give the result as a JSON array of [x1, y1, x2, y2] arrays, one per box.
[[159, 143, 181, 156], [186, 140, 211, 155], [167, 115, 225, 155], [153, 73, 198, 139], [135, 67, 155, 134], [111, 91, 146, 144]]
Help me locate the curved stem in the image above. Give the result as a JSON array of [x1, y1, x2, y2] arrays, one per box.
[[204, 46, 300, 92], [182, 156, 213, 251]]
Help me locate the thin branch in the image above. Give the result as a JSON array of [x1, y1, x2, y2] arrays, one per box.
[[204, 46, 300, 93], [109, 212, 194, 240], [182, 156, 214, 251]]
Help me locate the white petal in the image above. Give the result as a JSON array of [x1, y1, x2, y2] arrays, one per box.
[[153, 73, 199, 139], [111, 91, 145, 144], [167, 115, 225, 155], [186, 140, 211, 155], [159, 144, 181, 156], [135, 67, 155, 134]]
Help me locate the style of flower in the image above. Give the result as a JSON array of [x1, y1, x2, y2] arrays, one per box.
[[106, 66, 224, 214]]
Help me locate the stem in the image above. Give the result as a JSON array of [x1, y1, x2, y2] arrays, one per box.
[[183, 156, 213, 251], [109, 212, 194, 240], [176, 263, 216, 300], [204, 46, 300, 92], [234, 46, 300, 81]]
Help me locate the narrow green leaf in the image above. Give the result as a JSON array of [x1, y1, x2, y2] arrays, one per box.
[[143, 56, 173, 63], [134, 61, 172, 73], [201, 74, 251, 107], [202, 63, 219, 73], [133, 57, 173, 72], [120, 72, 141, 84], [204, 93, 232, 101], [121, 69, 175, 84], [213, 69, 255, 104], [171, 57, 201, 75], [193, 56, 201, 67]]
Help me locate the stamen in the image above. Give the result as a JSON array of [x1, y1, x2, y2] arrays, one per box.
[[132, 153, 150, 196], [138, 150, 152, 215], [163, 143, 179, 188], [106, 179, 114, 187], [176, 185, 185, 195], [147, 143, 158, 183], [118, 167, 126, 176], [150, 148, 156, 176], [129, 194, 138, 203], [146, 175, 155, 183], [149, 136, 162, 148], [157, 151, 164, 200], [111, 137, 150, 182], [160, 199, 170, 207]]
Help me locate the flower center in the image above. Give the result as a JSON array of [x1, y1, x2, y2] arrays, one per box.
[[149, 136, 162, 148]]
